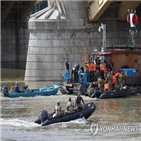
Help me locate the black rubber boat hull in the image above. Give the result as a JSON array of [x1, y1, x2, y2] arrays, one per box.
[[34, 102, 96, 126], [99, 86, 130, 99], [128, 86, 141, 95]]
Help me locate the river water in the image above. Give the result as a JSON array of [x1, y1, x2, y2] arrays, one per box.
[[0, 68, 141, 141]]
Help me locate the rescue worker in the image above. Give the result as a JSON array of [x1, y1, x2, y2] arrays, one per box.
[[85, 61, 89, 81], [88, 61, 96, 82], [112, 73, 116, 90], [71, 63, 80, 83], [95, 69, 100, 81], [65, 97, 74, 113], [103, 63, 107, 79], [122, 71, 126, 87], [98, 76, 103, 92], [106, 70, 113, 92], [65, 58, 69, 72], [75, 93, 85, 110], [54, 101, 62, 117], [136, 69, 140, 76], [96, 60, 101, 71], [118, 70, 125, 88], [106, 59, 113, 71], [15, 82, 21, 93], [114, 71, 120, 84], [114, 83, 120, 91], [104, 81, 108, 91]]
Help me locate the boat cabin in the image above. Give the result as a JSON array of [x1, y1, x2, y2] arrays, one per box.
[[88, 45, 141, 86]]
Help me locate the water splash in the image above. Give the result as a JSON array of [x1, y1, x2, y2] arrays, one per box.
[[0, 118, 40, 128]]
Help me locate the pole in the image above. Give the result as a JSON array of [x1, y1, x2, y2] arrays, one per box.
[[98, 23, 106, 70]]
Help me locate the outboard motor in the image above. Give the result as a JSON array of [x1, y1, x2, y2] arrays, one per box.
[[40, 110, 48, 124], [3, 86, 8, 96]]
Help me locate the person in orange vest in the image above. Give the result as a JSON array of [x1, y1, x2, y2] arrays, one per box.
[[136, 69, 140, 76], [88, 61, 96, 82], [103, 63, 107, 79], [112, 72, 116, 90], [114, 71, 120, 84], [104, 82, 108, 91]]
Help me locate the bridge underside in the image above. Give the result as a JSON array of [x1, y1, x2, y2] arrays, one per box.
[[1, 1, 41, 22], [88, 0, 141, 21]]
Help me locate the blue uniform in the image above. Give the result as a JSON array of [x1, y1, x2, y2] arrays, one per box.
[[66, 60, 69, 70], [15, 84, 19, 92]]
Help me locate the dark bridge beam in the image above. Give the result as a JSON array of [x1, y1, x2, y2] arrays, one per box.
[[1, 1, 16, 22], [20, 1, 36, 22]]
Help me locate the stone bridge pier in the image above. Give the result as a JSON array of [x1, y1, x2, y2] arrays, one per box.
[[25, 0, 88, 81]]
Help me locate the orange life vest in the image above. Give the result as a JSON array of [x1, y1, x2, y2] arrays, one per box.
[[112, 76, 116, 84], [89, 63, 96, 72], [136, 71, 140, 76], [104, 83, 108, 91], [114, 73, 120, 77], [103, 67, 107, 73]]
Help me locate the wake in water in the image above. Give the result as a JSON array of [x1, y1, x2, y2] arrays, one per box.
[[41, 117, 89, 130], [69, 117, 88, 124], [0, 118, 40, 128]]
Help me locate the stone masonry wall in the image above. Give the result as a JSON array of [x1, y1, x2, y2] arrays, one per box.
[[1, 22, 29, 69]]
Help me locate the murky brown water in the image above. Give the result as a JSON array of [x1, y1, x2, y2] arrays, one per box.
[[1, 68, 141, 141]]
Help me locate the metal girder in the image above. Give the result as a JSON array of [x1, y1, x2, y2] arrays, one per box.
[[20, 1, 36, 22], [89, 0, 113, 21], [1, 1, 16, 22], [35, 0, 43, 5], [118, 1, 141, 20]]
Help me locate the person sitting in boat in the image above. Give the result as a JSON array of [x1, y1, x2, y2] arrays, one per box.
[[75, 93, 85, 110], [65, 97, 74, 114], [15, 82, 21, 93], [25, 85, 32, 93], [53, 101, 62, 118]]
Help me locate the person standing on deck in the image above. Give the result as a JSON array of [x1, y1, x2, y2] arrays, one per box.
[[112, 72, 116, 90], [118, 70, 126, 88], [106, 59, 113, 72], [88, 61, 96, 82], [106, 70, 113, 92], [65, 58, 69, 72], [98, 76, 103, 92]]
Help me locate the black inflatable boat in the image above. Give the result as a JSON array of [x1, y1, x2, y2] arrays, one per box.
[[34, 102, 96, 126], [91, 86, 130, 99]]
